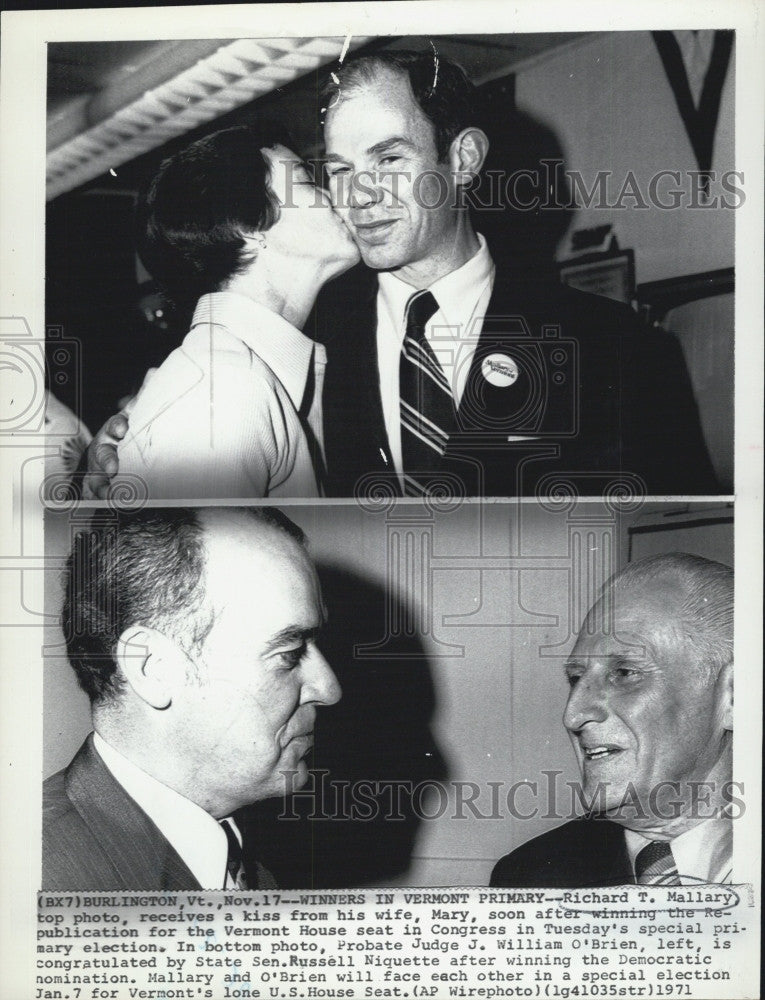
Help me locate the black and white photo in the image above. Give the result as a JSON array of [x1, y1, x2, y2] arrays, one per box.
[[0, 4, 761, 999]]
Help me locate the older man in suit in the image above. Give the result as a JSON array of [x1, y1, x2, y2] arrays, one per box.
[[491, 552, 734, 888], [43, 507, 341, 890], [85, 49, 716, 499]]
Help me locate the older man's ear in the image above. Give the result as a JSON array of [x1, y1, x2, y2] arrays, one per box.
[[115, 626, 190, 711], [717, 660, 733, 732]]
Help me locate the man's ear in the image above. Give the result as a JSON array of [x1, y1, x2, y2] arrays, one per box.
[[115, 625, 188, 710], [715, 660, 733, 732], [448, 127, 489, 186]]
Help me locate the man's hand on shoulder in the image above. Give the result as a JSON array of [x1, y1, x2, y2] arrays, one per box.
[[81, 368, 156, 499], [82, 411, 129, 499]]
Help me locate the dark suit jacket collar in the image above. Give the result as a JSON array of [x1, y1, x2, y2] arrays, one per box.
[[317, 265, 391, 494], [343, 267, 383, 430], [579, 816, 634, 884], [65, 735, 201, 891]]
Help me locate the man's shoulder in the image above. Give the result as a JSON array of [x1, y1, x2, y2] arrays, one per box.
[[43, 765, 75, 822], [490, 260, 641, 337], [493, 816, 604, 867], [42, 755, 108, 890], [557, 284, 641, 331], [42, 743, 105, 837], [41, 741, 192, 891], [491, 817, 630, 888]]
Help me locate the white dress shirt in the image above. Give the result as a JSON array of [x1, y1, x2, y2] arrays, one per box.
[[93, 732, 242, 889], [117, 291, 326, 498], [624, 817, 733, 884], [376, 233, 495, 481]]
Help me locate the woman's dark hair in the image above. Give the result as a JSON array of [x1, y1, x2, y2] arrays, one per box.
[[136, 122, 293, 311]]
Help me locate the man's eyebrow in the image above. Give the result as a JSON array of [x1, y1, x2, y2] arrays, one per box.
[[263, 624, 322, 653], [564, 650, 649, 670], [608, 650, 651, 668], [324, 137, 416, 163], [366, 136, 416, 156]]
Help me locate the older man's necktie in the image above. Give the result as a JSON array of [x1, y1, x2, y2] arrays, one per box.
[[635, 840, 681, 885], [399, 290, 457, 495], [220, 819, 248, 889]]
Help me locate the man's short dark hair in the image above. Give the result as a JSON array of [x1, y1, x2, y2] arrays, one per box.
[[322, 49, 477, 162], [62, 507, 305, 705], [137, 122, 293, 310]]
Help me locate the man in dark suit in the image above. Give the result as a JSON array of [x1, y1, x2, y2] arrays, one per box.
[[84, 49, 716, 498], [316, 254, 712, 498], [491, 552, 734, 888], [43, 507, 341, 890], [314, 50, 716, 498]]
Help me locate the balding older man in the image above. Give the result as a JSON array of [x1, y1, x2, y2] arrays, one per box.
[[492, 552, 734, 887]]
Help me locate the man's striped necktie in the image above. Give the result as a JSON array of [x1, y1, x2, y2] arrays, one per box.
[[220, 819, 248, 890], [399, 290, 457, 495], [634, 840, 681, 885]]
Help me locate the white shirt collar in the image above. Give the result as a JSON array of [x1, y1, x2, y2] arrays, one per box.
[[93, 731, 231, 889], [377, 232, 494, 338], [624, 816, 733, 884], [191, 291, 325, 412]]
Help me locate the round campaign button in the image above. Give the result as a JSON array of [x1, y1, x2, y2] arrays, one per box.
[[481, 353, 519, 388]]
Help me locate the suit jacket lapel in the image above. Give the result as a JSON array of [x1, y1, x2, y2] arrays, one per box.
[[320, 266, 394, 494], [65, 735, 201, 891], [454, 253, 551, 430], [353, 274, 389, 460], [441, 256, 541, 486], [597, 819, 635, 885], [323, 255, 555, 491]]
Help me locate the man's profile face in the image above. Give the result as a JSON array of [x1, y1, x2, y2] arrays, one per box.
[[169, 511, 341, 818], [323, 67, 461, 274], [563, 581, 729, 825]]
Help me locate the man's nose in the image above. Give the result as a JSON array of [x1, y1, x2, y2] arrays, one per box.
[[301, 645, 342, 706], [348, 170, 383, 209], [563, 673, 609, 733]]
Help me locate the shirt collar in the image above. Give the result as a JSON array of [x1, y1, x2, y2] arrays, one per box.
[[377, 232, 494, 333], [624, 816, 733, 883], [93, 731, 230, 889], [191, 291, 324, 411]]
